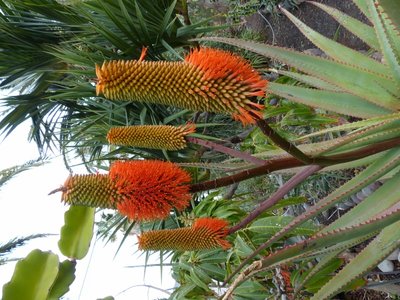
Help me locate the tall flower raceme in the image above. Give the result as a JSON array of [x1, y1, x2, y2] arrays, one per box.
[[96, 47, 267, 125], [138, 218, 231, 251], [54, 160, 192, 221], [107, 123, 195, 150]]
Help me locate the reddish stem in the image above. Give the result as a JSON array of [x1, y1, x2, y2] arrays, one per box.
[[186, 136, 267, 166], [228, 165, 323, 234]]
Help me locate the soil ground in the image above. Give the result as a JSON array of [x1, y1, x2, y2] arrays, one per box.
[[244, 0, 370, 50]]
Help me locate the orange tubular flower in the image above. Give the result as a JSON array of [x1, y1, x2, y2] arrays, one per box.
[[138, 218, 231, 251], [58, 160, 192, 221], [96, 48, 267, 125], [107, 123, 195, 150], [109, 160, 191, 220]]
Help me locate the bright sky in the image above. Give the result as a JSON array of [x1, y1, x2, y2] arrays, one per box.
[[0, 119, 175, 299]]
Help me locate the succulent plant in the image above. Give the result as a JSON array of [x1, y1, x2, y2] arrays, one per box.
[[198, 0, 400, 298]]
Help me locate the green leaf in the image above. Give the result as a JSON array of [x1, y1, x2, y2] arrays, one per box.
[[233, 280, 268, 300], [2, 249, 59, 300], [352, 0, 371, 20], [312, 221, 400, 299], [248, 216, 318, 236], [48, 260, 76, 300], [276, 70, 341, 92], [58, 205, 95, 260], [189, 267, 211, 291], [367, 0, 400, 87], [378, 0, 400, 34], [268, 82, 391, 118], [234, 235, 255, 258], [303, 257, 343, 293], [280, 6, 388, 75], [324, 168, 400, 231]]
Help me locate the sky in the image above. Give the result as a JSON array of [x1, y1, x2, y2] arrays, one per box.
[[0, 120, 175, 299]]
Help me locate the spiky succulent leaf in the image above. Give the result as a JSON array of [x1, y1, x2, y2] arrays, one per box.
[[268, 82, 391, 118], [312, 221, 400, 300], [352, 0, 371, 20], [367, 0, 400, 88], [377, 0, 400, 34], [276, 70, 341, 91], [308, 1, 379, 50], [280, 7, 388, 75], [245, 147, 400, 257]]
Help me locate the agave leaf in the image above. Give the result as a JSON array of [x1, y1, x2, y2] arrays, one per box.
[[301, 257, 344, 293], [196, 37, 399, 110], [322, 120, 400, 155], [295, 169, 400, 289], [295, 246, 350, 293], [312, 221, 400, 300], [258, 201, 400, 271], [368, 0, 400, 87], [247, 216, 318, 236], [352, 0, 371, 20], [2, 249, 59, 300], [324, 169, 400, 231], [308, 1, 380, 50], [58, 205, 95, 260], [275, 70, 341, 91], [377, 0, 400, 34], [295, 112, 400, 142], [280, 6, 388, 75], [47, 260, 76, 300], [249, 147, 400, 253], [268, 82, 391, 118]]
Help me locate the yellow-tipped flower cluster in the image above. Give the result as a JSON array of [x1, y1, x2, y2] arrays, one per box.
[[107, 124, 195, 150], [138, 218, 231, 251], [96, 48, 267, 125], [61, 174, 119, 209]]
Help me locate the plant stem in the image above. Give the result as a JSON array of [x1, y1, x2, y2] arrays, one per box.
[[256, 118, 339, 165], [256, 118, 313, 164], [186, 136, 267, 166], [228, 165, 323, 234], [190, 138, 400, 193]]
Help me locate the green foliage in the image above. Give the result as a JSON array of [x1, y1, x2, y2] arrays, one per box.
[[0, 234, 49, 265], [2, 0, 400, 299], [2, 250, 77, 300], [2, 250, 59, 300], [58, 205, 95, 259], [47, 260, 76, 300], [0, 159, 47, 189], [197, 0, 400, 298]]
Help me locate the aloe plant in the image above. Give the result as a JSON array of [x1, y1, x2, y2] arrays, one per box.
[[196, 0, 400, 298]]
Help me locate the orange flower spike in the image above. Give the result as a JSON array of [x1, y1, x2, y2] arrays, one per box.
[[107, 123, 195, 150], [138, 218, 231, 251], [54, 160, 191, 221], [96, 47, 267, 125], [109, 160, 192, 221]]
